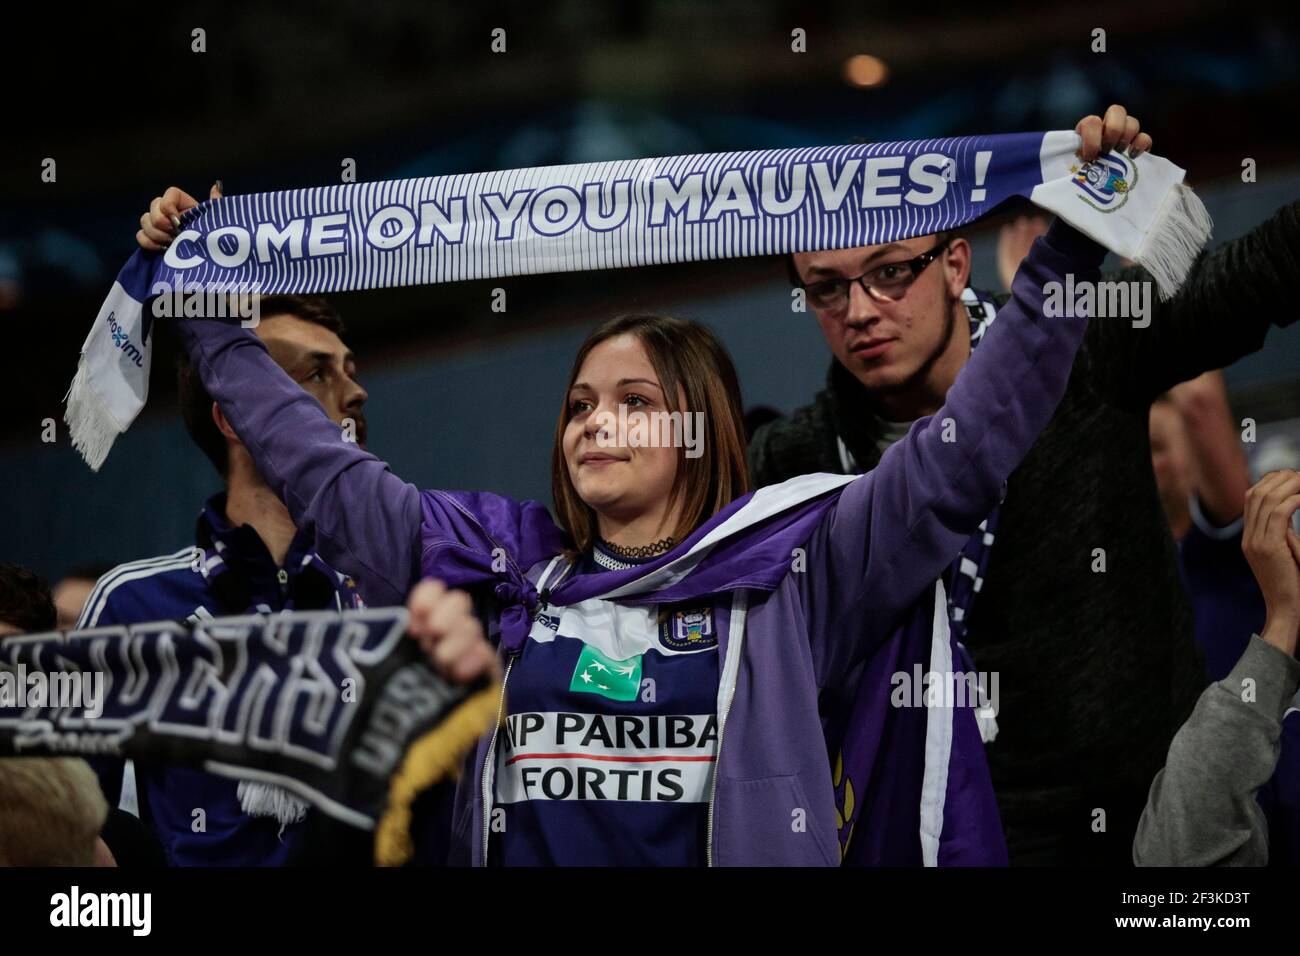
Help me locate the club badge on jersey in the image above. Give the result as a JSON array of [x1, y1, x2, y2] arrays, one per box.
[[659, 605, 717, 652]]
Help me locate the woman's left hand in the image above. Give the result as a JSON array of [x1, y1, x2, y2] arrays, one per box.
[[1075, 104, 1152, 163]]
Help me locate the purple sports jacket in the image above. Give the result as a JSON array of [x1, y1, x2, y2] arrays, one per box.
[[174, 222, 1103, 865]]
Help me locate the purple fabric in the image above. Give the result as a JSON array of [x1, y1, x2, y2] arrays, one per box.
[[824, 592, 1006, 866], [939, 685, 1010, 865], [174, 222, 1103, 865], [1177, 519, 1265, 682], [1258, 712, 1300, 867], [420, 483, 847, 654], [833, 605, 931, 864]]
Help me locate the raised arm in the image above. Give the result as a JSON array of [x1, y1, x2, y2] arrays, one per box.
[[138, 183, 423, 604], [175, 314, 423, 607], [1132, 635, 1296, 866], [802, 221, 1104, 677], [1134, 471, 1300, 865], [1169, 370, 1252, 527], [1087, 199, 1300, 411]]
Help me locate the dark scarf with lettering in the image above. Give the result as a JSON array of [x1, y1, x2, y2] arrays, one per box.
[[0, 609, 497, 865]]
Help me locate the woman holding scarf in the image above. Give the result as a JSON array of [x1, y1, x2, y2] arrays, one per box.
[[139, 108, 1147, 865]]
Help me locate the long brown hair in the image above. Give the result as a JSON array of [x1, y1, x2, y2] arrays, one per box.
[[551, 313, 751, 555]]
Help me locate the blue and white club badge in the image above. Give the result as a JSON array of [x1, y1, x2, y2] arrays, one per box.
[[660, 606, 717, 651], [1070, 151, 1137, 212]]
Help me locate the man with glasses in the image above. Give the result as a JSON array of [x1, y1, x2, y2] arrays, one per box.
[[750, 108, 1300, 866], [789, 232, 973, 429]]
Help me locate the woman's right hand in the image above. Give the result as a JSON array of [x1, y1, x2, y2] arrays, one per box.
[[1242, 469, 1300, 656], [406, 578, 502, 685], [136, 182, 223, 252]]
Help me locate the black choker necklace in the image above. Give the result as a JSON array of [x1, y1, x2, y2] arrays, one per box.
[[598, 536, 676, 558]]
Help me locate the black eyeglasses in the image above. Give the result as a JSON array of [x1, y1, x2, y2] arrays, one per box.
[[799, 238, 950, 311]]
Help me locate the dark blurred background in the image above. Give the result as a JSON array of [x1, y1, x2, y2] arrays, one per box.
[[2, 0, 1298, 578]]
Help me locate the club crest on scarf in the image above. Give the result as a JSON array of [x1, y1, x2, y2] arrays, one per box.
[[1070, 151, 1137, 212]]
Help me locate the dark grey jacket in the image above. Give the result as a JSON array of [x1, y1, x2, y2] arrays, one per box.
[[1134, 635, 1300, 866]]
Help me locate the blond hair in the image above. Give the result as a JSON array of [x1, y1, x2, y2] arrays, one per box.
[[0, 757, 108, 866]]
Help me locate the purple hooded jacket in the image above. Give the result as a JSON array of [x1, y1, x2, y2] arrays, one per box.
[[173, 222, 1103, 865]]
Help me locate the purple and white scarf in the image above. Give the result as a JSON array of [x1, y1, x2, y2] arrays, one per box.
[[67, 132, 1210, 470]]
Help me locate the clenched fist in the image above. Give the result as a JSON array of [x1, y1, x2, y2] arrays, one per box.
[[406, 578, 502, 685]]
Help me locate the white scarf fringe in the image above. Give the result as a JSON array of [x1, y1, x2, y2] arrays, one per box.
[[236, 780, 310, 827], [64, 360, 121, 473], [1135, 182, 1215, 301]]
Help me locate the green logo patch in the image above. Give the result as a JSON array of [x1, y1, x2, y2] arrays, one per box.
[[569, 644, 642, 701]]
